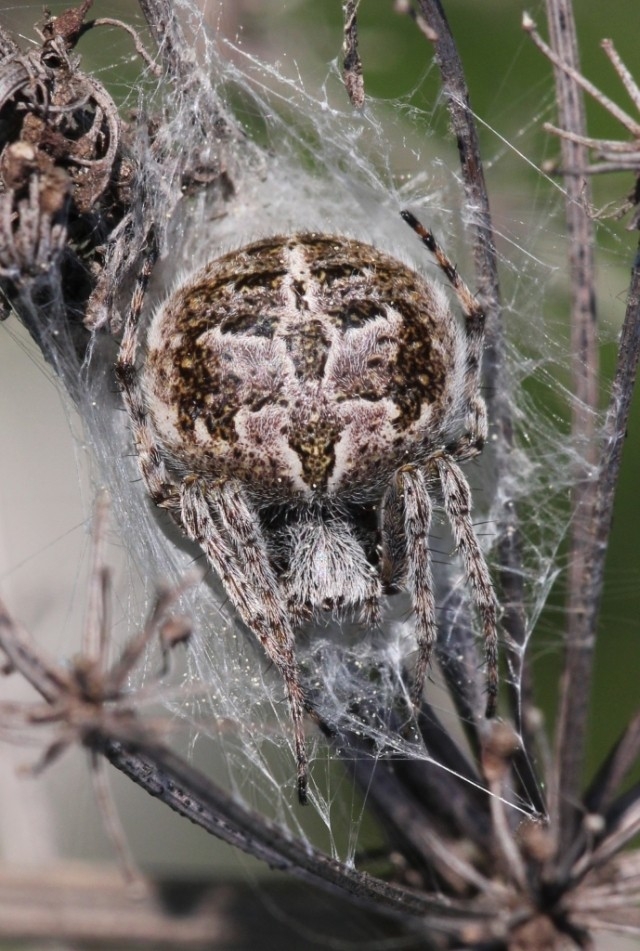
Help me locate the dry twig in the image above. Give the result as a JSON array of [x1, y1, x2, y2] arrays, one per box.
[[341, 0, 365, 108], [0, 493, 195, 880]]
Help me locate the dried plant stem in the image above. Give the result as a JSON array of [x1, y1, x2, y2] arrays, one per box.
[[341, 0, 364, 107], [543, 0, 599, 846], [97, 736, 480, 928], [585, 709, 640, 814], [412, 1, 499, 323], [578, 250, 640, 803], [89, 752, 142, 885], [589, 254, 640, 573], [135, 0, 195, 87], [412, 1, 531, 754], [89, 18, 161, 76]]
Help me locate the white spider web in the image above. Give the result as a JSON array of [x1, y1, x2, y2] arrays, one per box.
[[0, 0, 634, 873]]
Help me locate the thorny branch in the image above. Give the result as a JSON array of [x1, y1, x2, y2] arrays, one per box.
[[1, 1, 640, 949]]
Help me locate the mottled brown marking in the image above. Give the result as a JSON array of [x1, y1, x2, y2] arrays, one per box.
[[145, 232, 457, 493], [284, 319, 330, 381], [288, 410, 340, 488]]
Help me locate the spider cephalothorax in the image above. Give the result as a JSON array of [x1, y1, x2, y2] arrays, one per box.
[[117, 211, 498, 803]]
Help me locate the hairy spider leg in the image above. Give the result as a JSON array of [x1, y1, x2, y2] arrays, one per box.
[[379, 474, 408, 595], [116, 244, 310, 803], [435, 456, 498, 717], [401, 210, 497, 716], [385, 466, 437, 709], [115, 236, 178, 510], [180, 478, 309, 803], [401, 209, 488, 458]]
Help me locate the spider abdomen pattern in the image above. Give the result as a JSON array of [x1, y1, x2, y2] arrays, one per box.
[[118, 215, 499, 802], [143, 234, 467, 502]]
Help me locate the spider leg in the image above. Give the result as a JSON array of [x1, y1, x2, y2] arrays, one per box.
[[380, 474, 408, 594], [401, 210, 487, 457], [386, 466, 438, 708], [116, 247, 308, 797], [115, 235, 178, 511], [27, 735, 73, 775], [180, 477, 309, 804], [104, 572, 197, 696], [434, 456, 499, 717], [360, 581, 383, 627]]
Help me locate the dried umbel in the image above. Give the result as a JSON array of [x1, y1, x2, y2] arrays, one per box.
[[116, 212, 498, 802]]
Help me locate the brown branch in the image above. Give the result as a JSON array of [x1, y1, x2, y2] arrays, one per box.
[[411, 1, 499, 323], [409, 0, 531, 744], [87, 18, 162, 76], [97, 735, 477, 928], [579, 251, 640, 804], [528, 0, 640, 863], [342, 0, 365, 108], [537, 0, 599, 847]]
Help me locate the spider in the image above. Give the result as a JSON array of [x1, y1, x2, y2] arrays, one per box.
[[116, 210, 499, 804]]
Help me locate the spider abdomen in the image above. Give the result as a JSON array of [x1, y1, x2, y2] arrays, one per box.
[[144, 233, 467, 502]]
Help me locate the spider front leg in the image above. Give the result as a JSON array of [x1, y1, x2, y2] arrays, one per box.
[[401, 208, 488, 460], [115, 236, 178, 510], [180, 477, 309, 804], [382, 466, 437, 709]]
